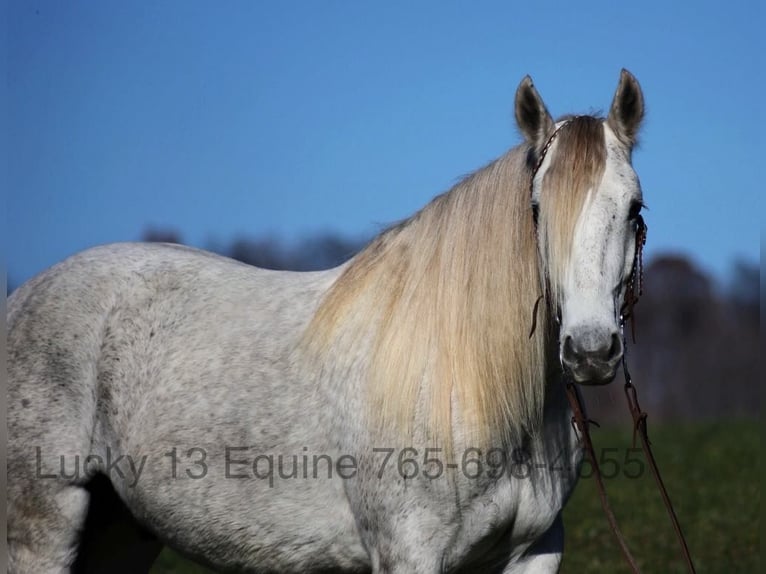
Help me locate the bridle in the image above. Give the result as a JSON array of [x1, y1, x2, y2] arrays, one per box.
[[531, 121, 696, 574]]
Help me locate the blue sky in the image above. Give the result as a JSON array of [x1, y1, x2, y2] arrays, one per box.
[[6, 1, 761, 287]]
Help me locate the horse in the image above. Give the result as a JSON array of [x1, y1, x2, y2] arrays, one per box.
[[7, 69, 645, 573]]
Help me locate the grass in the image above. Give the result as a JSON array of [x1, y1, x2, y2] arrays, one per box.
[[560, 420, 759, 573], [151, 420, 759, 573]]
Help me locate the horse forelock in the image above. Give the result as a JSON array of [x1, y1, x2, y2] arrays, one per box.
[[537, 116, 608, 311]]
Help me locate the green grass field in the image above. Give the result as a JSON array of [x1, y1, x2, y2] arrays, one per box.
[[152, 420, 759, 573], [560, 420, 759, 573]]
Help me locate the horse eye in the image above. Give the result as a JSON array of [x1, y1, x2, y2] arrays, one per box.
[[627, 200, 643, 221]]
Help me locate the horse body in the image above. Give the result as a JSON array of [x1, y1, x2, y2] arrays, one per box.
[[7, 70, 645, 573], [9, 244, 365, 571], [8, 242, 577, 573]]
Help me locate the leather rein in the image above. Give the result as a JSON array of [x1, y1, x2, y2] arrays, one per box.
[[531, 120, 696, 573]]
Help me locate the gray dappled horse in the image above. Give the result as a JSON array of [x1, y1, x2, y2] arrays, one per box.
[[8, 70, 645, 573]]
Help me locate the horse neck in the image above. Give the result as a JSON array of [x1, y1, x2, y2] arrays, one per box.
[[305, 147, 553, 449]]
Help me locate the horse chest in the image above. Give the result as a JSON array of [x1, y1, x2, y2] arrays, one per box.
[[445, 465, 571, 566]]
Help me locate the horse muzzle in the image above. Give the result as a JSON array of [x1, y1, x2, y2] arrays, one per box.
[[560, 329, 623, 385]]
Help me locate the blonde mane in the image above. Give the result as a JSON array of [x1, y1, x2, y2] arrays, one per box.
[[302, 116, 606, 448]]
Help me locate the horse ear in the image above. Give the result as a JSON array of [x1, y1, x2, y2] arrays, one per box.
[[514, 76, 555, 149], [607, 69, 644, 147]]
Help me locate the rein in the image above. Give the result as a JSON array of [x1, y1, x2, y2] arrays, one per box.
[[531, 123, 696, 573]]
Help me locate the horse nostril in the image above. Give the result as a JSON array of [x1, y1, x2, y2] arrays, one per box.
[[606, 333, 623, 362], [562, 335, 577, 363], [563, 332, 622, 365]]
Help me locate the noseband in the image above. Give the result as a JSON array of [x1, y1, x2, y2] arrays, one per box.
[[528, 120, 696, 574]]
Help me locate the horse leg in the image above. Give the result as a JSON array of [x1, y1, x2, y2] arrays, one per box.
[[501, 514, 564, 574], [71, 475, 164, 574], [8, 457, 163, 574], [7, 477, 91, 574]]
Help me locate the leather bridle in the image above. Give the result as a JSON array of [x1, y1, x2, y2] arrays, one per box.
[[531, 122, 696, 574]]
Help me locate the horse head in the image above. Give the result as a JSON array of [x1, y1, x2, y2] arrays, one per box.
[[516, 69, 645, 384]]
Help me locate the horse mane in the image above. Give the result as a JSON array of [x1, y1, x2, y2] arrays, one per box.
[[301, 116, 606, 448]]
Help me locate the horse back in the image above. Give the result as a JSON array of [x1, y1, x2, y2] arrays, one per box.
[[7, 242, 339, 478]]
